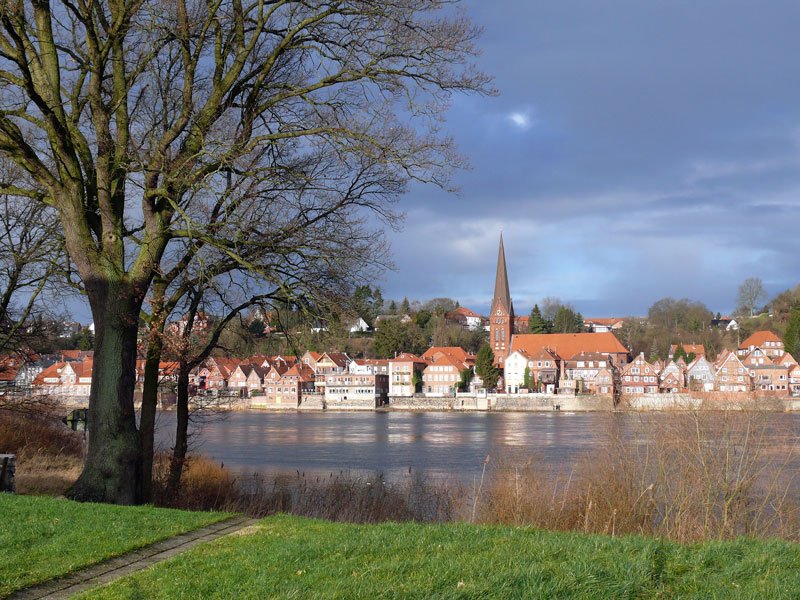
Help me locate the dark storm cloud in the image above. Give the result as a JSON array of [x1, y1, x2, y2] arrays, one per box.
[[381, 0, 800, 316]]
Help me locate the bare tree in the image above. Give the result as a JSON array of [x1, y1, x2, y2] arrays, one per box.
[[0, 165, 62, 356], [737, 278, 767, 317], [0, 1, 492, 503]]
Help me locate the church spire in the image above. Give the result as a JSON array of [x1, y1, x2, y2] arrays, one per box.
[[493, 233, 513, 315]]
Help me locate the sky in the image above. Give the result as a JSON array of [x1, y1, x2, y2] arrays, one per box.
[[60, 1, 799, 323], [379, 0, 800, 318]]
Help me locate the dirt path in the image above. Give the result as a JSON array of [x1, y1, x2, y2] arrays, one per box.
[[10, 515, 260, 600]]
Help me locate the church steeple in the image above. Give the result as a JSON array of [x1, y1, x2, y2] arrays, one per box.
[[490, 233, 514, 365], [493, 233, 513, 316]]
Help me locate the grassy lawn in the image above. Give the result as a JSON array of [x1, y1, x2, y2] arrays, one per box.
[[0, 494, 230, 598], [79, 514, 800, 599]]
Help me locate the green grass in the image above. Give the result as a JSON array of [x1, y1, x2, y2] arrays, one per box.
[[80, 514, 800, 599], [0, 494, 230, 597]]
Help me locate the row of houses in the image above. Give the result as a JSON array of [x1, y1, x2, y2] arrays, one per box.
[[500, 330, 799, 398], [11, 329, 799, 406], [620, 331, 799, 396]]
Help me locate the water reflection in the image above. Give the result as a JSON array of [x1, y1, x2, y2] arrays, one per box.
[[153, 410, 800, 483]]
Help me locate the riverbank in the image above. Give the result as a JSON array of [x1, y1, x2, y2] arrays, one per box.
[[235, 391, 800, 412]]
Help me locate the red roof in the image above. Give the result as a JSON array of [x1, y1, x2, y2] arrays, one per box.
[[669, 343, 706, 356], [71, 359, 93, 379], [422, 347, 472, 363], [32, 362, 65, 385], [585, 318, 624, 326], [211, 357, 240, 377], [451, 306, 481, 318], [739, 330, 783, 350], [320, 352, 349, 368], [388, 352, 427, 364], [61, 350, 94, 361], [283, 363, 315, 382], [424, 353, 467, 371], [511, 333, 628, 361]]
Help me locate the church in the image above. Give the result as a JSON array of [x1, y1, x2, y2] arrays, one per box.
[[489, 234, 529, 365]]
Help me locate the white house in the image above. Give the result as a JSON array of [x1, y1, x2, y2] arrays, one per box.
[[348, 317, 370, 333], [503, 350, 532, 393]]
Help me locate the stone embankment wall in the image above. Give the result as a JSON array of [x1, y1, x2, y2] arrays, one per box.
[[388, 396, 454, 410], [298, 394, 325, 410], [325, 397, 378, 410], [297, 394, 377, 410], [620, 392, 790, 411], [249, 395, 298, 410], [387, 394, 613, 412], [491, 394, 613, 411]]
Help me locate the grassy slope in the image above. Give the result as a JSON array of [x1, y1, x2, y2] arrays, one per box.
[[81, 514, 800, 599], [0, 494, 230, 597]]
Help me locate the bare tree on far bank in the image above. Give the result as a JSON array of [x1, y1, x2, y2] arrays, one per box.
[[737, 277, 767, 317], [0, 1, 494, 503]]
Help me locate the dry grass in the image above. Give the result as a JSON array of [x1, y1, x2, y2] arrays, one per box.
[[153, 457, 457, 523], [152, 454, 238, 510], [475, 410, 800, 543], [15, 452, 83, 495], [0, 407, 85, 495]]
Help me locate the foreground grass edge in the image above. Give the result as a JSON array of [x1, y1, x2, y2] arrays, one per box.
[[79, 513, 800, 600], [0, 494, 232, 597]]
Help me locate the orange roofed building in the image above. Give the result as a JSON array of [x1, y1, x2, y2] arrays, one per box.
[[421, 346, 475, 366], [738, 331, 784, 358], [668, 343, 706, 360], [509, 332, 630, 368]]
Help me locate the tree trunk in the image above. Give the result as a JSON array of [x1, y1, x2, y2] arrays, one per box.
[[67, 286, 142, 504], [166, 362, 190, 500], [138, 334, 163, 503], [138, 280, 168, 503]]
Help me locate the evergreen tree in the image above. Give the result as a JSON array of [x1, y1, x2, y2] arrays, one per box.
[[784, 303, 800, 359], [475, 344, 500, 389], [74, 328, 94, 351], [388, 300, 397, 314], [523, 366, 532, 390], [412, 370, 423, 393], [649, 338, 660, 362], [400, 297, 411, 314], [672, 345, 687, 362], [458, 368, 474, 392], [527, 304, 548, 333]]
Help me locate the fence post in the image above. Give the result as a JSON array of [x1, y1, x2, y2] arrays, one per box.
[[0, 454, 16, 493]]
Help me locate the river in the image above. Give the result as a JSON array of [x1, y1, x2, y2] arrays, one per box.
[[154, 410, 800, 483]]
